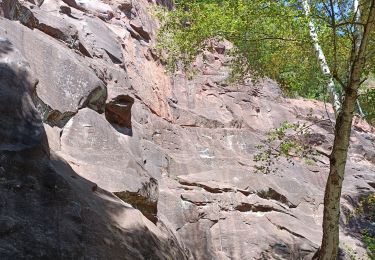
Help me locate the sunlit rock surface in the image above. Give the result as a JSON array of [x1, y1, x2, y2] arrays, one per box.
[[0, 0, 374, 259]]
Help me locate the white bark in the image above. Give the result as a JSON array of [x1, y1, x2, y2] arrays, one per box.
[[302, 0, 342, 115], [353, 0, 365, 117], [354, 0, 362, 51]]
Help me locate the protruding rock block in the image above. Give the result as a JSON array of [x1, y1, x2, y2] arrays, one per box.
[[105, 95, 134, 128]]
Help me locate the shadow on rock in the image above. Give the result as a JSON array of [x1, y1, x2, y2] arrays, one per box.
[[0, 39, 187, 259], [340, 190, 375, 258], [0, 38, 12, 57]]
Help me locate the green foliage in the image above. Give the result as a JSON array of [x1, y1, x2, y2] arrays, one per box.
[[355, 193, 375, 222], [363, 230, 375, 259], [156, 0, 328, 98], [359, 80, 375, 126], [156, 0, 375, 118], [351, 193, 375, 259], [254, 121, 319, 174]]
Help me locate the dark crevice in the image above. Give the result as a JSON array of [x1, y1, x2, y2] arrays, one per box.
[[115, 190, 158, 224], [257, 188, 296, 208], [114, 178, 158, 224], [180, 196, 211, 206], [267, 218, 306, 239], [235, 203, 279, 213], [178, 180, 232, 194], [105, 50, 122, 64]]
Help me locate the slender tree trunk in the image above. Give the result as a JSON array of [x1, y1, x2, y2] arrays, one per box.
[[318, 88, 357, 259], [318, 1, 375, 259], [302, 0, 341, 115]]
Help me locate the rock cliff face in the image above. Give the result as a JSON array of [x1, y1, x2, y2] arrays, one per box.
[[0, 0, 374, 259]]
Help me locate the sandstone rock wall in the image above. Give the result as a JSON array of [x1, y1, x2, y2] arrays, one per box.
[[0, 37, 186, 259], [0, 0, 374, 259]]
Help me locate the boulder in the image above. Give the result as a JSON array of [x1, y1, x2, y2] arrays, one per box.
[[21, 8, 79, 45]]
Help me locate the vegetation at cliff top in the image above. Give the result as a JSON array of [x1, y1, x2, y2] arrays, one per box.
[[155, 0, 375, 123]]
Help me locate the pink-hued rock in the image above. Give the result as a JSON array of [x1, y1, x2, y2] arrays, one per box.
[[0, 0, 374, 259], [0, 39, 187, 259]]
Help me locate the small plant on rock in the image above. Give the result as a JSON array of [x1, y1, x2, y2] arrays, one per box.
[[254, 120, 322, 174]]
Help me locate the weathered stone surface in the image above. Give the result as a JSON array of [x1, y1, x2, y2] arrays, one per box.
[[123, 36, 173, 120], [102, 0, 133, 12], [78, 17, 124, 63], [0, 0, 374, 259], [27, 0, 44, 6], [0, 18, 107, 126], [44, 123, 61, 151], [60, 108, 152, 193], [118, 0, 132, 12], [132, 40, 373, 259], [63, 0, 113, 18], [0, 38, 187, 259], [130, 19, 151, 41], [0, 0, 19, 18], [21, 7, 79, 45], [59, 108, 161, 221]]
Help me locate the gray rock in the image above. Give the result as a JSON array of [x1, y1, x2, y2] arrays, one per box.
[[0, 18, 107, 126], [118, 0, 132, 12], [26, 0, 44, 6], [60, 108, 157, 201], [0, 38, 187, 259], [79, 17, 124, 63], [22, 8, 79, 45], [62, 0, 113, 17], [129, 19, 151, 41]]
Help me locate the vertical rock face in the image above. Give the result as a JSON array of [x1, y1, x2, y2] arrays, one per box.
[[0, 0, 374, 260], [0, 38, 187, 259], [0, 38, 47, 154], [0, 18, 107, 126]]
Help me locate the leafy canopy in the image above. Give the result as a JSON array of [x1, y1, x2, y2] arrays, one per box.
[[156, 0, 374, 115]]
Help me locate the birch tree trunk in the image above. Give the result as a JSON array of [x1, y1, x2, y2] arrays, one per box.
[[353, 0, 366, 117], [302, 0, 341, 115], [318, 1, 375, 259]]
